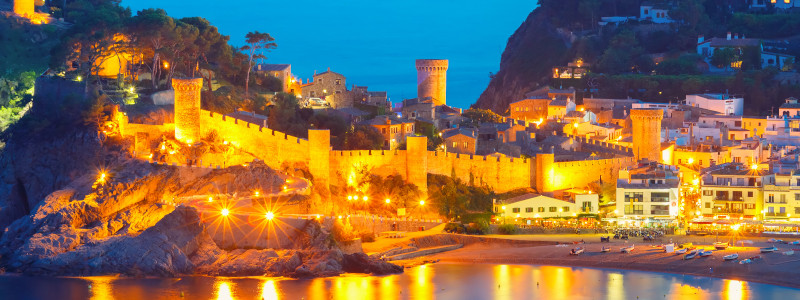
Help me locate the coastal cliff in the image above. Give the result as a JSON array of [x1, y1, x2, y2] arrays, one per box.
[[472, 9, 568, 114]]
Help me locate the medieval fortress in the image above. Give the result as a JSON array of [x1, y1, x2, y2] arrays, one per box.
[[116, 62, 659, 195]]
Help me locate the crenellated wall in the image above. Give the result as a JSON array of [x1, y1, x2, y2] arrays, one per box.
[[427, 151, 533, 193], [122, 107, 634, 194]]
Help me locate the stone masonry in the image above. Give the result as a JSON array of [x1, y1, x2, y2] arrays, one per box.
[[416, 59, 448, 107], [172, 78, 203, 142]]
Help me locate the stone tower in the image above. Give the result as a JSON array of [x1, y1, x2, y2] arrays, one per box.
[[172, 78, 203, 143], [416, 59, 448, 107], [14, 0, 35, 17], [630, 109, 663, 162]]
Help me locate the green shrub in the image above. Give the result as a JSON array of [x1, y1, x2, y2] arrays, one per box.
[[360, 232, 375, 243], [498, 224, 517, 235], [466, 219, 490, 235], [444, 222, 465, 234]]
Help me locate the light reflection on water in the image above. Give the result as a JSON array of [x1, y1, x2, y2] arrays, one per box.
[[0, 263, 798, 300]]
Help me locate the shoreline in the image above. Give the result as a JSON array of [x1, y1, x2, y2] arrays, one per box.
[[384, 234, 800, 290]]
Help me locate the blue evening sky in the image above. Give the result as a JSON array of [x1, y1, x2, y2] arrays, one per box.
[[122, 0, 538, 109]]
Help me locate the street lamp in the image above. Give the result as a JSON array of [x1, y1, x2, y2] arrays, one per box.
[[385, 199, 391, 204], [419, 200, 425, 206], [221, 208, 230, 217], [265, 211, 274, 221]]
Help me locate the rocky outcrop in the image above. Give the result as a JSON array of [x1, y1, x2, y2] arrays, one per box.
[[472, 9, 569, 114]]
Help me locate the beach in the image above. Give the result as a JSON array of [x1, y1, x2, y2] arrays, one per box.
[[369, 232, 800, 289]]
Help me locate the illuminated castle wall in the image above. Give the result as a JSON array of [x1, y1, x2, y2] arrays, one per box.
[[13, 0, 34, 17], [173, 78, 203, 142], [630, 109, 663, 162], [416, 59, 448, 106]]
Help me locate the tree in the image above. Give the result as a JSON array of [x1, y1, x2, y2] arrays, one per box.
[[461, 108, 504, 125], [241, 31, 276, 97], [179, 17, 232, 90], [711, 48, 736, 70], [340, 125, 384, 150], [129, 9, 178, 89], [578, 0, 601, 30]]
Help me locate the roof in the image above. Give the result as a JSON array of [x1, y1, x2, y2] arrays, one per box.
[[442, 128, 476, 139], [708, 37, 761, 48], [780, 103, 800, 109], [368, 91, 387, 97], [314, 70, 345, 77], [254, 64, 290, 71], [501, 193, 574, 205], [565, 111, 585, 118], [550, 100, 567, 107], [332, 107, 369, 117]]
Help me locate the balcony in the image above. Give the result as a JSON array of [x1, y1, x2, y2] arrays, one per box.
[[764, 212, 789, 217]]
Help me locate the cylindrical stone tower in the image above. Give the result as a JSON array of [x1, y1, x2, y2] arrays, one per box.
[[172, 78, 203, 143], [630, 109, 663, 162], [416, 59, 448, 107], [14, 0, 35, 16]]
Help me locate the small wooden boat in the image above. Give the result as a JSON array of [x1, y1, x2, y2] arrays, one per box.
[[601, 246, 611, 253], [679, 242, 693, 248], [789, 241, 800, 245], [749, 255, 761, 260], [723, 253, 739, 261], [684, 250, 698, 260], [570, 247, 585, 255], [760, 246, 778, 253], [714, 242, 729, 250], [621, 244, 635, 253], [783, 250, 794, 256], [675, 248, 688, 255], [739, 258, 752, 264], [699, 249, 713, 257]]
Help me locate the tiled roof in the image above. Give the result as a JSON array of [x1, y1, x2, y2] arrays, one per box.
[[254, 64, 290, 71]]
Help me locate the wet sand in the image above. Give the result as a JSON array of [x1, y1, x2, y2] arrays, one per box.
[[404, 234, 800, 289]]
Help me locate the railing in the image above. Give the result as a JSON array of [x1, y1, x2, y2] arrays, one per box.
[[713, 208, 744, 214], [765, 212, 788, 217]]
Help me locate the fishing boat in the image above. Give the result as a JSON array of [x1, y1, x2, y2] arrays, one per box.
[[723, 253, 739, 261], [679, 242, 693, 248], [684, 250, 698, 260], [789, 241, 800, 245], [570, 247, 585, 255], [739, 258, 752, 264], [601, 246, 611, 253], [699, 249, 713, 257], [621, 244, 635, 253], [783, 250, 794, 256], [761, 246, 778, 253], [714, 242, 729, 250], [675, 248, 687, 255]]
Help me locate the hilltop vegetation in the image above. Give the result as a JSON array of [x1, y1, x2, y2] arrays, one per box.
[[475, 0, 800, 116]]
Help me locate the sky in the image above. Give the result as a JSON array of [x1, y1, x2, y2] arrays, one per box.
[[122, 0, 538, 109]]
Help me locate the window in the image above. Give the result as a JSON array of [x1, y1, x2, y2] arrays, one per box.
[[452, 142, 457, 148], [526, 207, 534, 213], [745, 203, 755, 209], [382, 128, 387, 134], [512, 208, 520, 213], [582, 201, 592, 212], [463, 142, 467, 148], [563, 207, 570, 212], [732, 191, 743, 201], [549, 207, 557, 212], [781, 194, 787, 203], [310, 91, 316, 97], [651, 192, 670, 202], [624, 192, 644, 202], [624, 204, 644, 215], [795, 193, 800, 201], [716, 191, 729, 200], [318, 79, 323, 84], [335, 79, 341, 85], [705, 202, 711, 208], [651, 205, 670, 215], [796, 207, 800, 214], [768, 194, 775, 203], [538, 207, 545, 212], [748, 191, 754, 197]]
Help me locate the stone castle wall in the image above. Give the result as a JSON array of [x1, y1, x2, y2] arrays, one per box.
[[427, 151, 533, 193], [14, 0, 34, 16], [631, 109, 663, 162]]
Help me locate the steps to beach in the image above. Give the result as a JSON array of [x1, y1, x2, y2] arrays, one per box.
[[385, 244, 464, 261]]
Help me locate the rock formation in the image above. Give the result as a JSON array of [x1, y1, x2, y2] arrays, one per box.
[[472, 9, 569, 114]]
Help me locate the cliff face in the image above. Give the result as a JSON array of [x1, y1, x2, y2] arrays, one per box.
[[473, 9, 569, 114], [0, 127, 105, 231]]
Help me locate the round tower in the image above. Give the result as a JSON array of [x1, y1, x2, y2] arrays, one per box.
[[172, 78, 203, 143], [14, 0, 35, 17], [415, 59, 448, 107], [630, 109, 663, 162]]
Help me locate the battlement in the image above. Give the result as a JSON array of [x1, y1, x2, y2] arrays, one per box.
[[172, 78, 203, 91], [415, 59, 449, 71], [630, 108, 663, 120]]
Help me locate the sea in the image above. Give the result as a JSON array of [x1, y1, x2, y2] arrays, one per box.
[[120, 0, 539, 109], [2, 263, 799, 299]]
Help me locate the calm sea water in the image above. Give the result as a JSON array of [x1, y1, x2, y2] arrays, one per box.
[[120, 0, 538, 108], [2, 263, 799, 300]]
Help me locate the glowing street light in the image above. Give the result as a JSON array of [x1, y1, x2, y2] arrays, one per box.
[[385, 199, 391, 204], [254, 191, 260, 197], [265, 211, 274, 221], [751, 164, 758, 170], [347, 195, 353, 201], [419, 200, 426, 206], [221, 208, 230, 217], [208, 197, 214, 202], [363, 196, 368, 201]]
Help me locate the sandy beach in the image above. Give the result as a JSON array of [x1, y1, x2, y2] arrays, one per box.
[[373, 233, 800, 289]]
